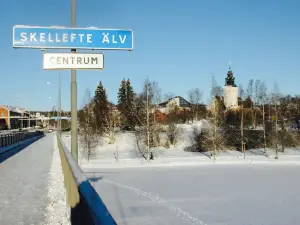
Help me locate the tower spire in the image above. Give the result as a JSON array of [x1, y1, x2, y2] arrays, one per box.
[[225, 63, 236, 87]]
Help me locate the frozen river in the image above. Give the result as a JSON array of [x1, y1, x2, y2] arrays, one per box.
[[85, 164, 300, 225]]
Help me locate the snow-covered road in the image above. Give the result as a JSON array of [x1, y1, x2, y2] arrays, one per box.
[[85, 164, 300, 225], [0, 133, 69, 225]]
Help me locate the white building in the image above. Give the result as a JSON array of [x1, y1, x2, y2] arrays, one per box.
[[224, 86, 238, 108], [223, 67, 238, 109]]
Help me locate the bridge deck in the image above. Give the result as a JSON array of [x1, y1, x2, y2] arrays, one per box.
[[0, 134, 54, 224]]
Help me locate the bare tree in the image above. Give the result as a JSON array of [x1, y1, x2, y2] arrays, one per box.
[[254, 80, 260, 105], [247, 79, 253, 109], [79, 89, 98, 161], [211, 76, 223, 97], [278, 97, 298, 153], [188, 88, 203, 121], [105, 104, 120, 144], [252, 80, 262, 129], [165, 98, 181, 146], [267, 95, 272, 120], [151, 81, 160, 121], [151, 81, 162, 106], [271, 82, 280, 158], [207, 98, 224, 161], [166, 123, 180, 146], [150, 81, 162, 146], [295, 95, 300, 128], [239, 86, 246, 158], [268, 83, 298, 158], [257, 81, 267, 152], [146, 82, 150, 160], [205, 84, 225, 161], [246, 79, 254, 129], [131, 79, 155, 161]]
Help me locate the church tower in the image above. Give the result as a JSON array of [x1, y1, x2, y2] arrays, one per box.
[[223, 66, 238, 108]]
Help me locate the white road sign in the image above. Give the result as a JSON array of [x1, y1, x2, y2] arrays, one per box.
[[43, 53, 104, 70]]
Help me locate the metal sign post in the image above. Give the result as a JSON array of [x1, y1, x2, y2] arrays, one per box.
[[71, 0, 78, 162]]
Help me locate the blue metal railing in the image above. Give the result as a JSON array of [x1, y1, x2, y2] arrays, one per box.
[[0, 131, 44, 149], [57, 134, 117, 225]]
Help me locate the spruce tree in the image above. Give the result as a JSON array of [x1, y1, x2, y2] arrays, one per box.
[[117, 79, 127, 126], [93, 81, 109, 134], [126, 79, 136, 129]]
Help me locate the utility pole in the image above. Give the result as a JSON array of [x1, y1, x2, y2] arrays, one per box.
[[71, 0, 78, 162]]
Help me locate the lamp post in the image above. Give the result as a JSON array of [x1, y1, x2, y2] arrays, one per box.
[[48, 96, 52, 129], [47, 72, 62, 135]]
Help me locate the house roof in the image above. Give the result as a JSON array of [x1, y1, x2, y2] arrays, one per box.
[[158, 96, 191, 107], [0, 105, 29, 114], [0, 105, 8, 111]]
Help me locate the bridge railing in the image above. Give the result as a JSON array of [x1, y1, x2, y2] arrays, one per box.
[[57, 134, 117, 225], [0, 131, 44, 149]]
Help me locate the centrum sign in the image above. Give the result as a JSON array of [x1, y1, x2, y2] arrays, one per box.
[[13, 25, 134, 50], [43, 53, 104, 70]]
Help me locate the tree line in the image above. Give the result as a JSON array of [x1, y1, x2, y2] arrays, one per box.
[[77, 77, 300, 161], [78, 78, 208, 160], [202, 78, 300, 160]]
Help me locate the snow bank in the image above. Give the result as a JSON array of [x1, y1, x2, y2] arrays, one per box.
[[62, 120, 208, 162], [45, 134, 70, 225], [61, 119, 300, 168], [95, 132, 144, 160]]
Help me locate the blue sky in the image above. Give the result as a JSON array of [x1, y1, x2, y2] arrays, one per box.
[[1, 0, 300, 111]]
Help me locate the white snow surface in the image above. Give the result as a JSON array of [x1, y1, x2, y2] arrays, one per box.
[[45, 134, 70, 225], [0, 134, 56, 224], [61, 120, 300, 169], [59, 121, 300, 224], [62, 121, 207, 161], [101, 178, 206, 225], [86, 164, 300, 225]]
